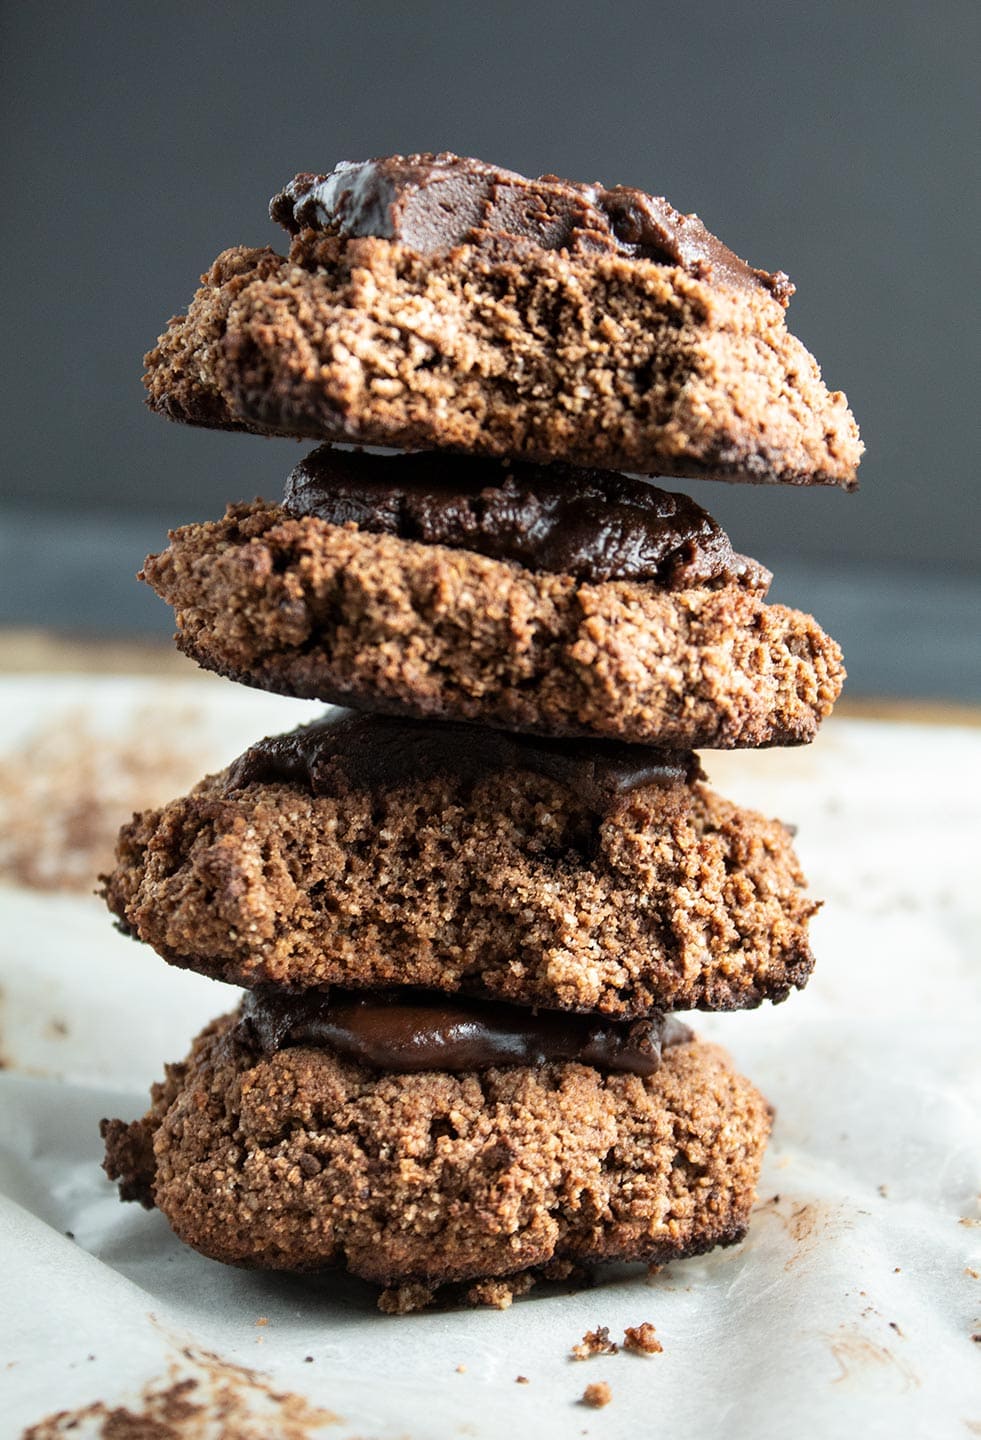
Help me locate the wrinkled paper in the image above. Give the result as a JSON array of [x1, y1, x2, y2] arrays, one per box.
[[1, 677, 979, 1437]]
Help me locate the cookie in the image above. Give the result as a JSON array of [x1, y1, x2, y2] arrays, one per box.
[[102, 711, 817, 1015], [140, 450, 845, 751], [143, 153, 862, 487], [101, 1004, 771, 1295]]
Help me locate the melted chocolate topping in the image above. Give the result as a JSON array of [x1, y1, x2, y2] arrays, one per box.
[[238, 987, 692, 1077], [284, 447, 770, 590], [224, 710, 703, 807], [270, 153, 794, 305]]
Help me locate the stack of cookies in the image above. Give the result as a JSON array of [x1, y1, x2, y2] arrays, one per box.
[[101, 154, 861, 1310]]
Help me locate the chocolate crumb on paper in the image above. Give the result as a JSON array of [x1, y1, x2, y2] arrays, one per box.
[[623, 1323, 663, 1354], [0, 706, 210, 892], [580, 1381, 613, 1408], [19, 1344, 339, 1439], [571, 1327, 619, 1360]]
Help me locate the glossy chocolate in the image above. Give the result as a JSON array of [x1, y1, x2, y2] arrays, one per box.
[[238, 987, 692, 1076], [223, 710, 703, 807], [270, 153, 794, 305], [284, 446, 770, 590]]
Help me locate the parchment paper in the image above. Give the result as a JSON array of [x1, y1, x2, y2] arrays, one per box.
[[2, 677, 978, 1438]]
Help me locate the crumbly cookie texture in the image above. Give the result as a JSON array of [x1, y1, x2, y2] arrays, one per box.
[[102, 748, 816, 1016], [141, 503, 844, 750], [101, 1014, 771, 1294], [144, 240, 862, 487]]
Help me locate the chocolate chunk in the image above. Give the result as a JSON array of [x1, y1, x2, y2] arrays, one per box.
[[270, 153, 793, 304], [237, 987, 693, 1077], [284, 447, 770, 590], [223, 709, 703, 808]]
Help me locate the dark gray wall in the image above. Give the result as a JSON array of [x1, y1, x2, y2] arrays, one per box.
[[2, 0, 978, 579]]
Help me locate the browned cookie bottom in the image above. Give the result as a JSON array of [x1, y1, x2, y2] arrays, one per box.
[[102, 1010, 771, 1302]]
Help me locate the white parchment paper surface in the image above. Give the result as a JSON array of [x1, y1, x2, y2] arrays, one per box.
[[1, 678, 978, 1437]]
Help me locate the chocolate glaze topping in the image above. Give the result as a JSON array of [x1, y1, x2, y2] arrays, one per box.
[[224, 710, 703, 807], [284, 446, 770, 590], [238, 987, 693, 1077], [270, 153, 794, 306]]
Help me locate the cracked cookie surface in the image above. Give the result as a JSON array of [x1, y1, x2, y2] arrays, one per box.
[[102, 712, 818, 1015], [142, 502, 844, 750], [144, 236, 862, 487], [102, 1012, 772, 1295]]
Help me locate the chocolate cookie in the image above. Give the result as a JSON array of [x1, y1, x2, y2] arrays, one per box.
[[141, 451, 844, 750], [101, 1006, 771, 1298], [143, 154, 862, 487], [102, 711, 817, 1015]]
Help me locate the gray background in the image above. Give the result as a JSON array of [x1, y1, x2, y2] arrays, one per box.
[[2, 1, 978, 695]]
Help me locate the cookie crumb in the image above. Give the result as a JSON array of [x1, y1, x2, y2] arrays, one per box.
[[378, 1282, 435, 1314], [465, 1273, 534, 1309], [255, 1317, 268, 1327], [888, 1322, 903, 1337], [516, 1375, 530, 1384], [304, 1355, 314, 1363], [965, 1267, 979, 1279], [571, 1327, 618, 1360], [972, 1333, 981, 1344], [456, 1365, 467, 1374], [580, 1381, 612, 1408], [623, 1323, 662, 1354], [646, 1262, 664, 1278]]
